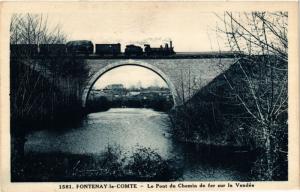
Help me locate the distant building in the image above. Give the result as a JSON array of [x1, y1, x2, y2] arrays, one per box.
[[100, 84, 127, 101], [104, 84, 124, 90], [89, 84, 172, 103]]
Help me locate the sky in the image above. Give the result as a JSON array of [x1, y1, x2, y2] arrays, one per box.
[[44, 5, 229, 89], [46, 5, 228, 52], [93, 66, 168, 89]]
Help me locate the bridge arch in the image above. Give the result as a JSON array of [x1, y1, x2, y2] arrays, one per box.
[[81, 60, 178, 108]]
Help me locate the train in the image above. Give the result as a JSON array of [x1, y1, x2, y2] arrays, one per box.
[[144, 41, 174, 56], [10, 40, 175, 57], [95, 43, 121, 56], [66, 40, 94, 55], [10, 44, 39, 56], [124, 44, 143, 56]]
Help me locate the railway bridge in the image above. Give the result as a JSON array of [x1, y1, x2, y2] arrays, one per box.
[[15, 55, 238, 109]]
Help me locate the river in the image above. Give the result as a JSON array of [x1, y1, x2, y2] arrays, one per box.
[[24, 108, 251, 181]]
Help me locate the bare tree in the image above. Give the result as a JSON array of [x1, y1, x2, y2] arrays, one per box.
[[10, 14, 69, 179], [216, 12, 288, 180], [217, 12, 287, 60], [10, 13, 69, 120], [10, 13, 67, 44]]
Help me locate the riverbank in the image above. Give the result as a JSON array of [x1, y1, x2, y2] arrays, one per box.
[[12, 146, 180, 182], [167, 57, 288, 181], [13, 143, 257, 182], [86, 97, 173, 113]]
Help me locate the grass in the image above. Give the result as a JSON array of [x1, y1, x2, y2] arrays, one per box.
[[12, 146, 180, 182]]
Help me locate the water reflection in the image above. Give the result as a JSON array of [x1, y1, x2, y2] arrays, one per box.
[[25, 108, 252, 180]]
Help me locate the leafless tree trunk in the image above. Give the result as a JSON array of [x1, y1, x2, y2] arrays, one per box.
[[217, 12, 288, 180]]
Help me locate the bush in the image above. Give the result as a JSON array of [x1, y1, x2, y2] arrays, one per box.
[[125, 146, 176, 180], [14, 146, 179, 181]]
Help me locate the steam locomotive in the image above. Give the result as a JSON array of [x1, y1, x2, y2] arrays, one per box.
[[10, 40, 175, 57], [144, 41, 174, 56]]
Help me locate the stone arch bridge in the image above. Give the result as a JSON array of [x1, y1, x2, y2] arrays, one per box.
[[19, 56, 237, 109]]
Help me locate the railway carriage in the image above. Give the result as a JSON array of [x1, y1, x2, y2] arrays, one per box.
[[66, 40, 93, 55], [10, 44, 38, 57], [124, 45, 143, 56], [95, 43, 121, 56], [39, 44, 66, 55]]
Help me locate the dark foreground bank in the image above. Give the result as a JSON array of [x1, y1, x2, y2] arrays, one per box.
[[12, 146, 180, 182], [12, 143, 259, 182]]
